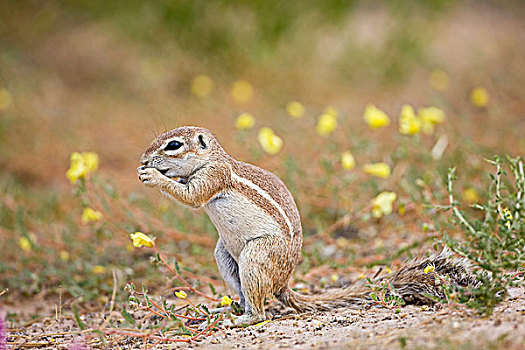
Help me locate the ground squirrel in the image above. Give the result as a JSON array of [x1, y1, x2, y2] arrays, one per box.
[[138, 126, 477, 326]]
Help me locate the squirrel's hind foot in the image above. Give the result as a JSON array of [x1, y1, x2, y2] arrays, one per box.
[[223, 313, 266, 328], [197, 312, 265, 331]]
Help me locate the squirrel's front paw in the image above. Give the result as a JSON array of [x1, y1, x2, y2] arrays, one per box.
[[138, 166, 163, 187]]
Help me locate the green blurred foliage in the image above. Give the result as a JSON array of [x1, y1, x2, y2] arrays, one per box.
[[1, 0, 462, 80]]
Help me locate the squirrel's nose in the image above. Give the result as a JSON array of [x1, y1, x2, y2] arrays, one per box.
[[140, 155, 149, 166]]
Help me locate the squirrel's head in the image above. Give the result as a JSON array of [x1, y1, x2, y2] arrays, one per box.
[[140, 126, 223, 179]]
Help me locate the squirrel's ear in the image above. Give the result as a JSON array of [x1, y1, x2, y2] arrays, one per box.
[[197, 134, 208, 150]]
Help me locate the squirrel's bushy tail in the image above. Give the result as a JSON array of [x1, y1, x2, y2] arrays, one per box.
[[276, 250, 478, 312]]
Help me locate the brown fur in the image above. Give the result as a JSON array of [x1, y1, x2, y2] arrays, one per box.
[[277, 249, 478, 312], [230, 161, 303, 239], [138, 126, 477, 326]]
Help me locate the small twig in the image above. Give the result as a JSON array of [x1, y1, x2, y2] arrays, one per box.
[[7, 341, 55, 347], [447, 168, 477, 236], [432, 271, 450, 287], [55, 286, 62, 322], [136, 307, 204, 321], [137, 307, 166, 319], [99, 269, 120, 330], [110, 269, 118, 314], [495, 160, 505, 223], [512, 158, 523, 221], [511, 270, 524, 280], [166, 286, 192, 292], [190, 311, 225, 341], [102, 329, 192, 343], [372, 267, 383, 279], [173, 313, 206, 321], [146, 297, 168, 316], [185, 297, 210, 317], [153, 247, 219, 302]]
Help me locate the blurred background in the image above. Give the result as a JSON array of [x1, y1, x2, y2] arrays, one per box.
[[1, 0, 524, 309]]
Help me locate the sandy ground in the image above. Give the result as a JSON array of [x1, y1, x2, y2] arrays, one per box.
[[4, 286, 524, 349]]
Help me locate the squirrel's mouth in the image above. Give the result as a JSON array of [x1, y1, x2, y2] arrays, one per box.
[[158, 168, 170, 176], [157, 168, 189, 184], [156, 167, 178, 178]]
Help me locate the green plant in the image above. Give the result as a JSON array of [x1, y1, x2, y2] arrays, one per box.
[[102, 237, 235, 343], [440, 156, 524, 315], [366, 277, 405, 311]]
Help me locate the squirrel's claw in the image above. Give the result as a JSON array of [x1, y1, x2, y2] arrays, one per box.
[[138, 166, 162, 187]]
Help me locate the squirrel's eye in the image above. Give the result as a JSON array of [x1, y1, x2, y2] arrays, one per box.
[[165, 140, 183, 151]]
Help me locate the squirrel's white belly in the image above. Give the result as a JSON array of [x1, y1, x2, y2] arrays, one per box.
[[204, 190, 281, 260]]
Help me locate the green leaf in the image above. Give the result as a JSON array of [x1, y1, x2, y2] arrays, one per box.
[[121, 308, 136, 326], [200, 304, 210, 315], [90, 329, 106, 344], [145, 294, 152, 307], [72, 305, 85, 330], [208, 282, 217, 295]]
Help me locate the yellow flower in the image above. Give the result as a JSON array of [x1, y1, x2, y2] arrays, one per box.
[[66, 152, 87, 184], [398, 203, 405, 216], [220, 295, 232, 307], [363, 162, 391, 179], [470, 87, 489, 107], [19, 237, 31, 251], [417, 107, 445, 135], [462, 188, 479, 203], [501, 208, 513, 229], [286, 101, 305, 119], [92, 265, 106, 274], [357, 273, 366, 280], [330, 274, 339, 282], [398, 104, 421, 135], [130, 232, 155, 248], [384, 266, 392, 274], [60, 250, 70, 261], [82, 152, 99, 173], [258, 127, 283, 155], [0, 87, 13, 111], [175, 290, 188, 299], [341, 151, 356, 170], [428, 69, 449, 91], [316, 113, 337, 136], [81, 208, 103, 225], [66, 151, 99, 184], [371, 191, 397, 218], [363, 104, 390, 129], [191, 74, 213, 98], [235, 112, 255, 130], [258, 127, 273, 139], [424, 265, 435, 274], [231, 80, 253, 103]]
